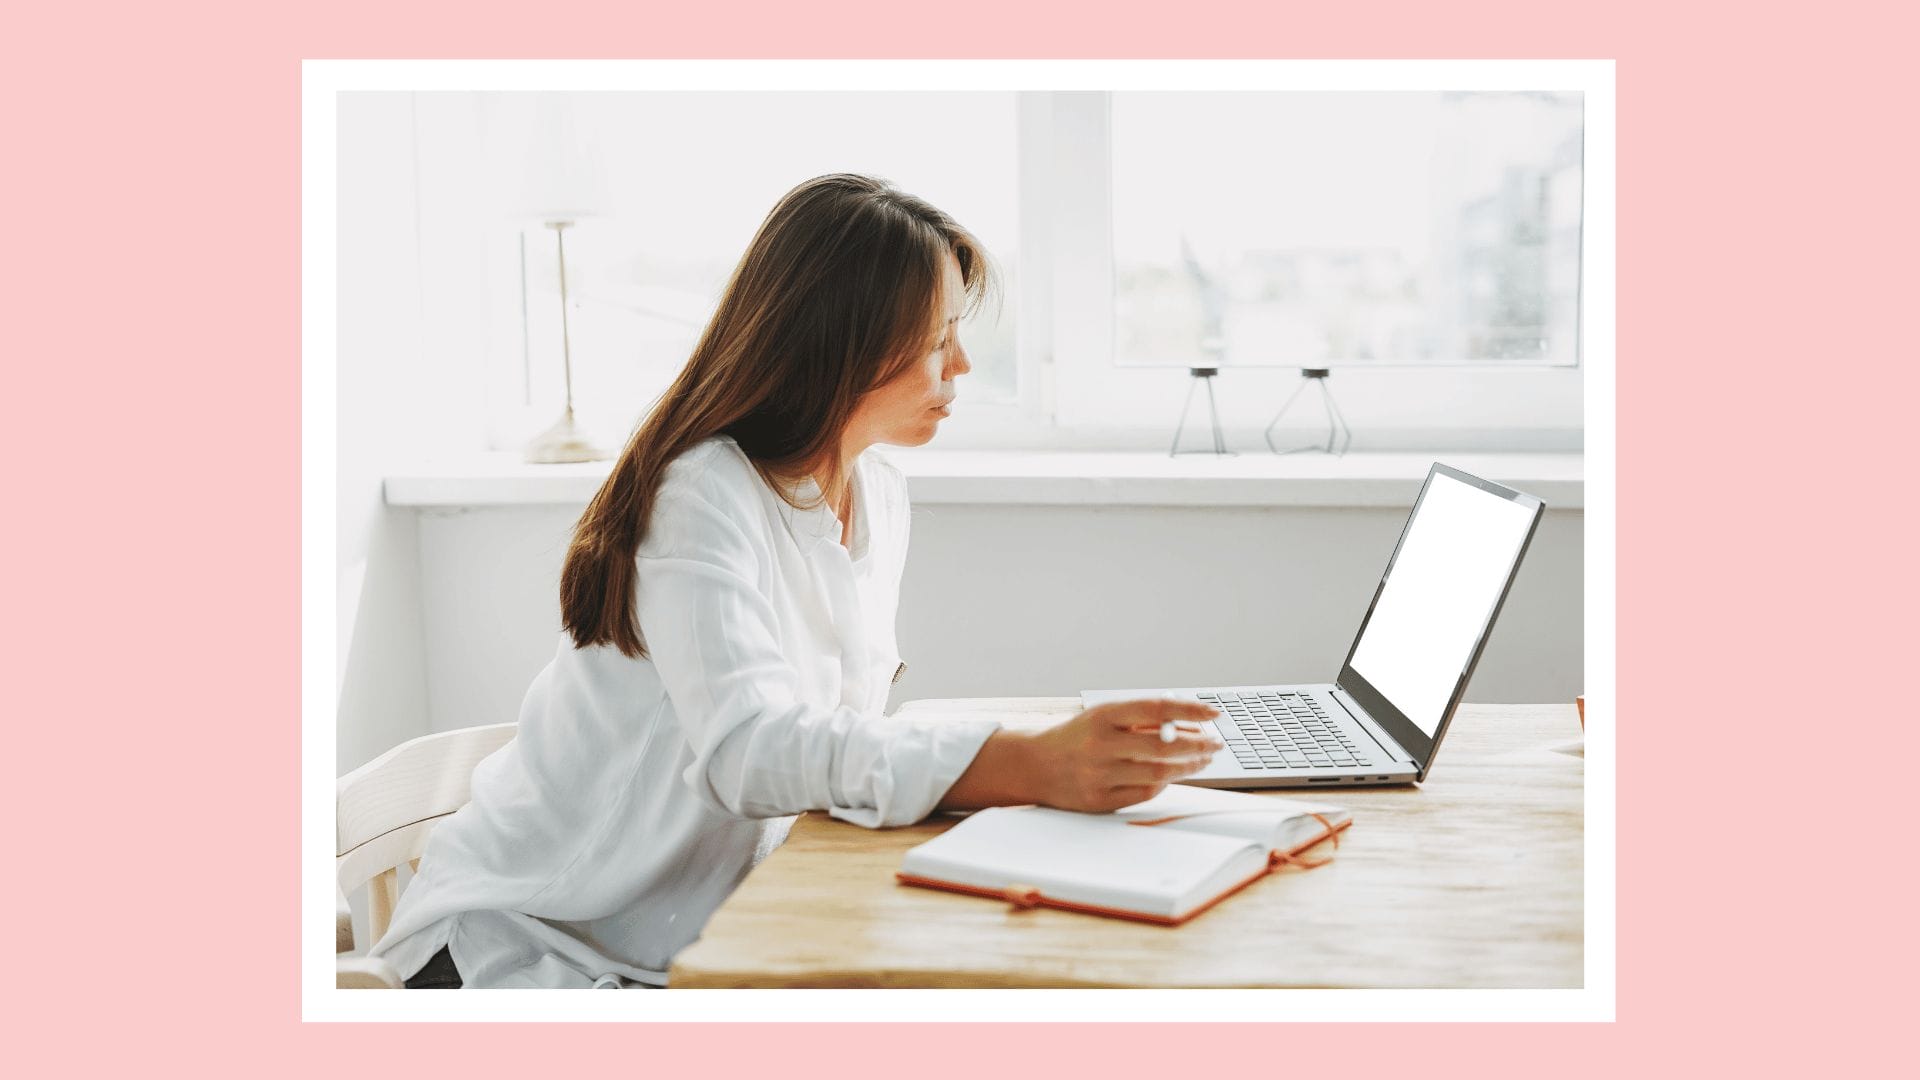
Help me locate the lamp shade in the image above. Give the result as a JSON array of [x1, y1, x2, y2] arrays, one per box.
[[507, 95, 613, 221]]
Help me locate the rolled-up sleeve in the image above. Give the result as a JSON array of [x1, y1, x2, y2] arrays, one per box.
[[636, 482, 999, 828]]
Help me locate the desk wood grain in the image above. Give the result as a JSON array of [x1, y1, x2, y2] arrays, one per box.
[[670, 699, 1584, 988]]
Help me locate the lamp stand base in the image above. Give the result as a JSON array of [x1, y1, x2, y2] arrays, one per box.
[[524, 409, 609, 464]]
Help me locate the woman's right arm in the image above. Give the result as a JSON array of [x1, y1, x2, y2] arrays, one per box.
[[636, 481, 1003, 828], [636, 473, 1222, 823]]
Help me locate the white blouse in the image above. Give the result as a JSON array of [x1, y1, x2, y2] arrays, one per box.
[[369, 434, 1003, 988]]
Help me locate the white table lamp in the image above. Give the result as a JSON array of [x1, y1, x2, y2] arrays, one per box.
[[513, 96, 614, 464]]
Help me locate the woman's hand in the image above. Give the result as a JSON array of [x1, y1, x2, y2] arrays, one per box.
[[1023, 698, 1225, 811], [939, 698, 1225, 814]]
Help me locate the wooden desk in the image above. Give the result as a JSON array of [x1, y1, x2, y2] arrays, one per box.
[[670, 699, 1584, 988]]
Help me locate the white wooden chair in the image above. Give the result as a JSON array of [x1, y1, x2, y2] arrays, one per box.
[[335, 723, 518, 988]]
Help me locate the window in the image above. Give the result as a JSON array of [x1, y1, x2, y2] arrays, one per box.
[[1041, 91, 1586, 446], [1111, 91, 1583, 369]]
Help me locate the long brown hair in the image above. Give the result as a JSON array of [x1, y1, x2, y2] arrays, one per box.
[[560, 173, 1000, 658]]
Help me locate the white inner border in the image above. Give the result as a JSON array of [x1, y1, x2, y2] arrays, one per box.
[[304, 58, 1615, 1023]]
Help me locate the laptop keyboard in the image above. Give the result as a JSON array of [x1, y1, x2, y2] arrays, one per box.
[[1196, 691, 1374, 770]]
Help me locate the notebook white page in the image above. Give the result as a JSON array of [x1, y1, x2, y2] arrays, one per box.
[[900, 804, 1269, 921], [1107, 785, 1352, 851]]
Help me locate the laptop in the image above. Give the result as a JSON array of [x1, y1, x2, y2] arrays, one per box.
[[1081, 463, 1545, 789]]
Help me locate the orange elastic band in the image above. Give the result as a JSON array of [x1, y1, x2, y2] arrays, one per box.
[[1269, 812, 1342, 870], [1309, 811, 1340, 849], [1270, 848, 1331, 870], [1002, 884, 1043, 909]]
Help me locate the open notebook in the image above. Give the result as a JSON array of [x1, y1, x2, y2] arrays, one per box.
[[897, 786, 1352, 926]]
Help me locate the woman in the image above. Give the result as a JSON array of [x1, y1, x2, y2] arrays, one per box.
[[371, 174, 1223, 988]]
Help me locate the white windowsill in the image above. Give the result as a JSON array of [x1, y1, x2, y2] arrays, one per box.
[[385, 450, 1583, 509]]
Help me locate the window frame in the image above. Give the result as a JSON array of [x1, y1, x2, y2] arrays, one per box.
[[437, 88, 1591, 455]]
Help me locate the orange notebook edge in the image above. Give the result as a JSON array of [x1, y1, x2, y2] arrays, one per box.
[[895, 818, 1352, 927]]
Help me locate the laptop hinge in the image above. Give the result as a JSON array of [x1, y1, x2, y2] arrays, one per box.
[[1331, 687, 1412, 765]]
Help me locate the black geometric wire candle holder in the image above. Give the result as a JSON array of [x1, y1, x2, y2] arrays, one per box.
[[1263, 368, 1352, 456]]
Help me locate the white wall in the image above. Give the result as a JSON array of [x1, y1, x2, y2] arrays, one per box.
[[337, 93, 487, 772], [411, 501, 1582, 735]]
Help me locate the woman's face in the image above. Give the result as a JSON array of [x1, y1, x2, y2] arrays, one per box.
[[847, 251, 972, 450]]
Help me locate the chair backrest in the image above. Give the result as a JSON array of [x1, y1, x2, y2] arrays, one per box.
[[336, 723, 517, 949]]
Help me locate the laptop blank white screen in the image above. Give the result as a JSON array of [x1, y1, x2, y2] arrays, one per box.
[[1347, 472, 1537, 736]]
